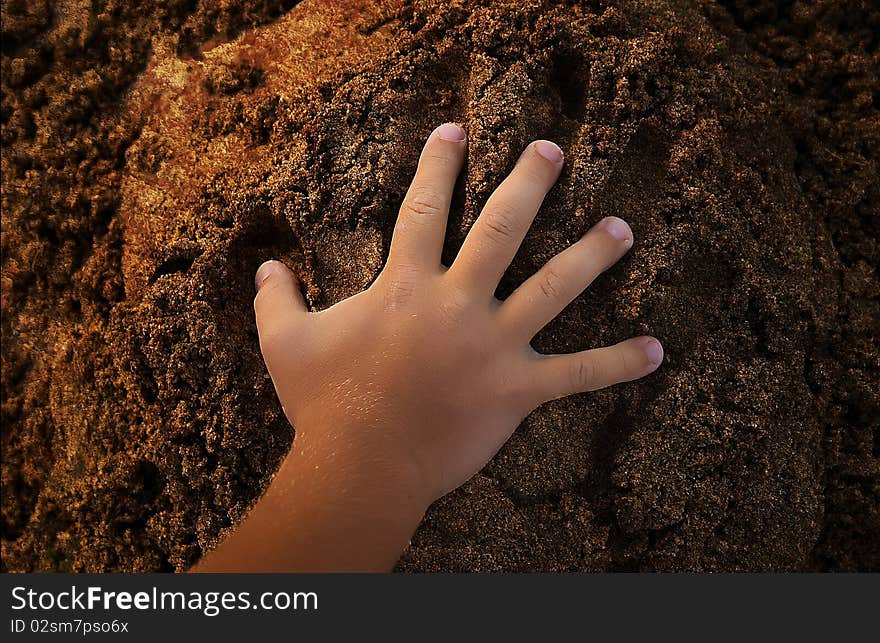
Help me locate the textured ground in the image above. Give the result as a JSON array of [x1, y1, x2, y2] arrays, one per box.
[[1, 0, 877, 571]]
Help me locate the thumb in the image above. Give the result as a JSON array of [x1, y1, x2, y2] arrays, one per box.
[[253, 260, 308, 350]]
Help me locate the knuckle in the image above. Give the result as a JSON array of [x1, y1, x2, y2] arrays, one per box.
[[568, 358, 599, 392], [517, 163, 549, 186], [401, 188, 446, 218], [481, 205, 519, 244], [421, 150, 455, 169], [437, 286, 468, 325], [538, 267, 566, 301], [619, 348, 633, 374], [382, 277, 417, 311]]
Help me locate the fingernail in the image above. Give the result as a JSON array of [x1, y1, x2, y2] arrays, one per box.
[[599, 217, 633, 245], [534, 140, 563, 163], [255, 260, 280, 292], [435, 122, 466, 141], [643, 339, 664, 368]]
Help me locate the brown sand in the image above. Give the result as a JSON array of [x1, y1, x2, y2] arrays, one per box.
[[1, 0, 877, 571]]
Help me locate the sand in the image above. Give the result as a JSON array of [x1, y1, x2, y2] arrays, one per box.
[[1, 0, 877, 571]]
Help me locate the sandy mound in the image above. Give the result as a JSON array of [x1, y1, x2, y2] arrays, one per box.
[[2, 0, 877, 571]]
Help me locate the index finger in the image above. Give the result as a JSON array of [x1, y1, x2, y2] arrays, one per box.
[[386, 123, 467, 273]]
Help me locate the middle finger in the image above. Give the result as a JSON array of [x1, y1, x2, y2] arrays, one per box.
[[448, 140, 564, 295]]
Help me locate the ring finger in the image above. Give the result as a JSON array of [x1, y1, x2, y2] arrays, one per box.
[[498, 217, 634, 341]]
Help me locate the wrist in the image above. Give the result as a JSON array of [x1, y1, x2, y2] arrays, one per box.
[[280, 422, 432, 521], [196, 421, 429, 572]]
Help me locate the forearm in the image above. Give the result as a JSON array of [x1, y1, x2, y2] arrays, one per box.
[[193, 428, 428, 572]]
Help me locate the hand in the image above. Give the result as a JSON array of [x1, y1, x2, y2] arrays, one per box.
[[254, 122, 663, 506], [195, 123, 663, 572]]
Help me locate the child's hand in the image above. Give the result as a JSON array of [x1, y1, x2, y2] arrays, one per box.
[[196, 124, 662, 572], [255, 122, 662, 503]]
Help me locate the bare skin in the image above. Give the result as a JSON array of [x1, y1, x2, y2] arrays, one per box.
[[194, 123, 663, 572]]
